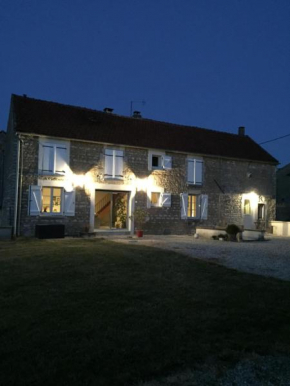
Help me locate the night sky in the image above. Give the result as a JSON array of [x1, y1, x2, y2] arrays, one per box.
[[1, 0, 289, 166]]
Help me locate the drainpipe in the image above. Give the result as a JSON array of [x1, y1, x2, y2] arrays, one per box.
[[13, 134, 21, 236], [17, 136, 24, 236]]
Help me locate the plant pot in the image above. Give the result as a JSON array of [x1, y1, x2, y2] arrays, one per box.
[[136, 230, 143, 238]]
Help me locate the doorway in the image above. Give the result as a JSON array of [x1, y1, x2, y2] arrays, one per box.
[[95, 190, 129, 230]]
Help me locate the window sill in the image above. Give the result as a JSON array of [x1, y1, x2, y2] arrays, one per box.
[[40, 214, 65, 218], [39, 172, 66, 177], [104, 177, 124, 181], [187, 182, 203, 186]]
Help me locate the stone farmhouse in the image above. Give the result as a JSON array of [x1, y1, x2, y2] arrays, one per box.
[[0, 94, 278, 237]]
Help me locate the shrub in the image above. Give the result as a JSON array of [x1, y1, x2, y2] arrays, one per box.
[[226, 224, 240, 235]]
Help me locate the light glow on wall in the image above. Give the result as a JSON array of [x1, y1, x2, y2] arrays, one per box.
[[243, 191, 264, 206], [68, 172, 94, 189]]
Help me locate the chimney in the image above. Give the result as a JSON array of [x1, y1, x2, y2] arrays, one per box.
[[238, 126, 245, 136], [133, 111, 142, 118], [103, 107, 114, 114]]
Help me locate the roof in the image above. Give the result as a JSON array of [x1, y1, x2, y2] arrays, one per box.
[[11, 94, 278, 164]]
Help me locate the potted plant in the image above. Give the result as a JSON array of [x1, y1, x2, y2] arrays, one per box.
[[130, 207, 148, 237], [226, 224, 240, 241]]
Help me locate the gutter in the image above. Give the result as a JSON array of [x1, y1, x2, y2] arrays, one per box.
[[17, 136, 24, 236], [13, 134, 20, 236]]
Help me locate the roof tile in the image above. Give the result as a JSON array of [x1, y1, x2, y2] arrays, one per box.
[[12, 94, 278, 164]]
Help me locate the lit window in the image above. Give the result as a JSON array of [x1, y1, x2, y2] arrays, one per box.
[[244, 199, 251, 214], [187, 194, 197, 217], [151, 192, 161, 207], [42, 187, 62, 214]]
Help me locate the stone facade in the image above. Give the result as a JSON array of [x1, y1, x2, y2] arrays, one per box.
[[0, 131, 6, 213], [276, 163, 290, 221], [2, 133, 276, 237]]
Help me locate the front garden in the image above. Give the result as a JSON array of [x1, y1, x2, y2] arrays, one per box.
[[1, 238, 290, 386]]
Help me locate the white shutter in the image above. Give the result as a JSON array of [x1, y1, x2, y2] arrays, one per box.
[[200, 194, 208, 220], [55, 146, 67, 174], [195, 160, 203, 185], [29, 186, 41, 216], [180, 193, 188, 219], [42, 145, 54, 173], [104, 149, 113, 178], [162, 155, 172, 170], [64, 190, 75, 216], [187, 160, 194, 183], [114, 150, 124, 179], [161, 193, 171, 207]]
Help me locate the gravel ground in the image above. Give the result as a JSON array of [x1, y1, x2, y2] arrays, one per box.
[[107, 234, 290, 385], [108, 234, 290, 281], [134, 354, 290, 386]]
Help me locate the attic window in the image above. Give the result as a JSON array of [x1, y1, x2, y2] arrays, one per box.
[[148, 150, 172, 171], [152, 156, 161, 169]]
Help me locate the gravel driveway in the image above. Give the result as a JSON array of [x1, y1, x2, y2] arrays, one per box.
[[109, 234, 290, 281]]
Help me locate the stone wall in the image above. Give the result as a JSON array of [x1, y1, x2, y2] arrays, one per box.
[[5, 133, 277, 236], [276, 164, 290, 221], [0, 131, 6, 212], [0, 106, 18, 228]]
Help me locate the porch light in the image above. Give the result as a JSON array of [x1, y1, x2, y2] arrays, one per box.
[[136, 178, 148, 192], [243, 191, 260, 206]]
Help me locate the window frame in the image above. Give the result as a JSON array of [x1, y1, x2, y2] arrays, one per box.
[[152, 155, 162, 170], [29, 185, 76, 217], [104, 148, 124, 180], [148, 150, 172, 171], [41, 186, 63, 215], [258, 203, 265, 220], [151, 191, 161, 207], [187, 194, 199, 218], [39, 139, 70, 176], [187, 158, 203, 186], [244, 199, 251, 215]]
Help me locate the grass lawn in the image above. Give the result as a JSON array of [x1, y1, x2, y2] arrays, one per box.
[[1, 238, 290, 386]]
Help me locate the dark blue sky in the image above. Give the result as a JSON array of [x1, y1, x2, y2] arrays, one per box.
[[1, 0, 289, 165]]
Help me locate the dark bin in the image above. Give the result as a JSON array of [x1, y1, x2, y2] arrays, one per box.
[[35, 224, 65, 239]]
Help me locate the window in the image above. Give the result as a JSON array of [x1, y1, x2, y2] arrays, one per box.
[[29, 186, 75, 216], [258, 204, 265, 220], [148, 150, 172, 170], [244, 199, 251, 215], [187, 194, 197, 218], [151, 192, 161, 207], [187, 158, 203, 185], [104, 149, 123, 179], [147, 188, 171, 208], [39, 140, 69, 175], [152, 156, 161, 169], [42, 187, 62, 213], [181, 193, 208, 220]]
